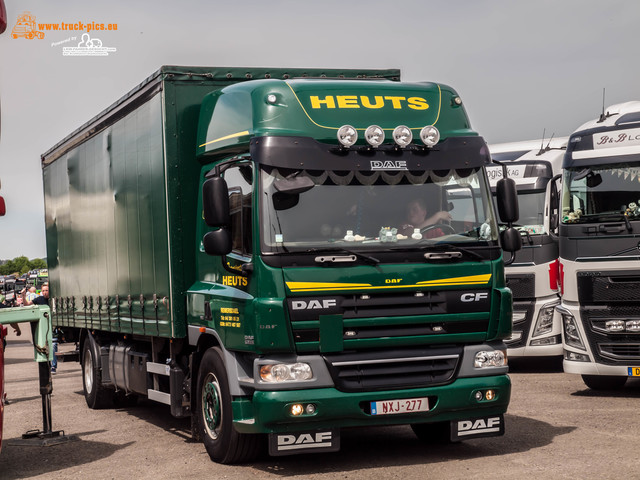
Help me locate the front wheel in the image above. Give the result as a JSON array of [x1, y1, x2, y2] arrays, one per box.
[[582, 374, 627, 390], [196, 347, 262, 464]]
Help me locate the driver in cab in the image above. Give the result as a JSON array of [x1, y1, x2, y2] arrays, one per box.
[[399, 198, 451, 239]]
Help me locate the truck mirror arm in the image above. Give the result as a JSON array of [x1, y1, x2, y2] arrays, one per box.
[[503, 250, 516, 266]]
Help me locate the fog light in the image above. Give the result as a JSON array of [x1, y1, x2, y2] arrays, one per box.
[[531, 335, 561, 346], [606, 320, 625, 332], [507, 331, 523, 342], [485, 390, 496, 401], [291, 404, 304, 416], [365, 125, 385, 147], [392, 125, 413, 147], [419, 125, 440, 147], [305, 404, 316, 415], [564, 350, 590, 362], [474, 391, 483, 401], [474, 350, 506, 368], [337, 125, 358, 147]]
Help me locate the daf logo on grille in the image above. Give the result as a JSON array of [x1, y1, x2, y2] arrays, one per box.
[[344, 330, 357, 337], [291, 299, 337, 310]]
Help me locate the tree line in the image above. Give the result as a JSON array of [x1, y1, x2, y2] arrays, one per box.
[[0, 256, 47, 276]]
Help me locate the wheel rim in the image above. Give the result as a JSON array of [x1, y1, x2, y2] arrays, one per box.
[[84, 349, 94, 395], [201, 372, 222, 440]]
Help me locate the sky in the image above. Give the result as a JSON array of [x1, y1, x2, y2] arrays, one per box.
[[0, 0, 638, 259]]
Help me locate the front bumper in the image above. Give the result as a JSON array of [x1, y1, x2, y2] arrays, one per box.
[[232, 374, 511, 434]]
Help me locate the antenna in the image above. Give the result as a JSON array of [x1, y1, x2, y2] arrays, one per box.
[[538, 128, 546, 155], [598, 88, 607, 122], [545, 132, 555, 151]]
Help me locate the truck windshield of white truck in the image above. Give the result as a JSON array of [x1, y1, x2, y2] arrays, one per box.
[[562, 163, 640, 224]]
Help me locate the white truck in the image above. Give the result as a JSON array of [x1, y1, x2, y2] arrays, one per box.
[[488, 138, 566, 357], [558, 101, 640, 389]]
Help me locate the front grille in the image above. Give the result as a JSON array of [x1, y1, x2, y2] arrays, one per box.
[[506, 274, 535, 300], [288, 291, 490, 353], [599, 343, 640, 361], [582, 305, 640, 365], [578, 272, 640, 304], [323, 347, 461, 392]]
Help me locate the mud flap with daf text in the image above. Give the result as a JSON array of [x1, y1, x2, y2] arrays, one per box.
[[451, 414, 505, 441], [269, 429, 340, 456]]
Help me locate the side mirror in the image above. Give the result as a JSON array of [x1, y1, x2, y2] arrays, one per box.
[[549, 173, 562, 241], [203, 177, 230, 227], [496, 177, 519, 224], [203, 229, 232, 256], [501, 227, 522, 253]]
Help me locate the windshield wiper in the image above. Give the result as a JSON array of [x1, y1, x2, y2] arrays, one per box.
[[583, 213, 633, 232], [428, 243, 487, 261], [389, 243, 487, 262], [305, 248, 380, 265]]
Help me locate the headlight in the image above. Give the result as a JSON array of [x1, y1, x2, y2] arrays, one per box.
[[533, 304, 557, 337], [606, 320, 625, 332], [474, 350, 507, 368], [259, 362, 313, 382], [562, 313, 586, 350], [626, 320, 640, 332]]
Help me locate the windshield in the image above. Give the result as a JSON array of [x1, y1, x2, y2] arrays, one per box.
[[562, 162, 640, 223], [260, 166, 498, 253]]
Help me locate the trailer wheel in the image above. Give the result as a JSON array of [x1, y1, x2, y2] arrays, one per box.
[[196, 347, 262, 464], [82, 338, 114, 409], [582, 375, 627, 390], [411, 421, 456, 444]]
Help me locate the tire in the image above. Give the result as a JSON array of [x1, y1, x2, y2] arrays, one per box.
[[411, 421, 457, 444], [582, 375, 627, 390], [81, 337, 114, 409], [196, 347, 262, 464]]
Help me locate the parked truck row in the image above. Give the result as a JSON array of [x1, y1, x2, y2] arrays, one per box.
[[489, 101, 640, 391], [5, 62, 635, 463], [558, 101, 640, 390], [488, 137, 566, 358]]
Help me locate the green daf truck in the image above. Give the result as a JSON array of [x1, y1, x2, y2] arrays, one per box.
[[42, 66, 520, 463]]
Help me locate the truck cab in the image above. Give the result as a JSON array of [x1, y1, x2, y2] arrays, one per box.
[[190, 77, 519, 460], [488, 138, 566, 357], [559, 101, 640, 389]]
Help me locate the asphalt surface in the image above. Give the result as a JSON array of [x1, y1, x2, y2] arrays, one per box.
[[1, 330, 640, 480]]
